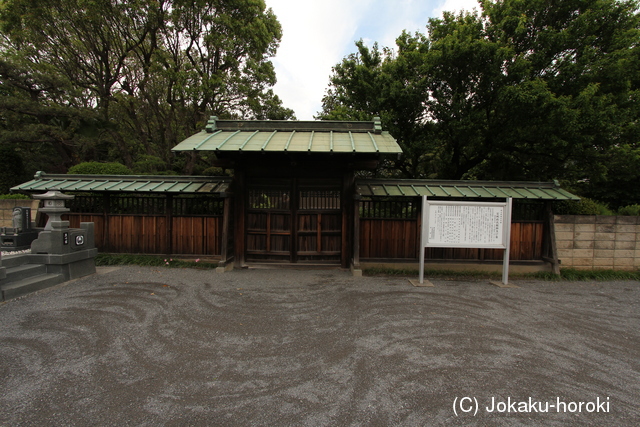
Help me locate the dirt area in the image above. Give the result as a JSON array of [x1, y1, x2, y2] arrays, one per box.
[[0, 266, 638, 426]]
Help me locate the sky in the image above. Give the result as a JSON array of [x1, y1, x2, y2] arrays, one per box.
[[265, 0, 481, 120]]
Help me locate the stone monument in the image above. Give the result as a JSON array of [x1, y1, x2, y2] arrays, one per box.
[[29, 191, 97, 280], [0, 207, 39, 250]]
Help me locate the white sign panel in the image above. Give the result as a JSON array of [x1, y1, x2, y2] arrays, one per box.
[[426, 203, 506, 248], [418, 197, 513, 285]]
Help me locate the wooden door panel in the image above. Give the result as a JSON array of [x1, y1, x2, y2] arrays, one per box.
[[246, 179, 343, 263]]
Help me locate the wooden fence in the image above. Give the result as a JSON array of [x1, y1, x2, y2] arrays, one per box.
[[63, 194, 225, 256], [358, 199, 546, 261], [57, 194, 546, 262]]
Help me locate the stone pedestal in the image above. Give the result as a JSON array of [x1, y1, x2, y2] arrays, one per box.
[[28, 191, 97, 280]]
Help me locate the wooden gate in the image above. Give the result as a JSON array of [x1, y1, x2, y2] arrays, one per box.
[[246, 179, 342, 263]]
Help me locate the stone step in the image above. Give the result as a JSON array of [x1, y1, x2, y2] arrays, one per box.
[[1, 273, 65, 301], [4, 263, 47, 283], [0, 254, 30, 269]]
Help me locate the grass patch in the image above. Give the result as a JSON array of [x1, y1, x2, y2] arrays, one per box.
[[521, 269, 640, 281], [558, 268, 640, 281], [364, 267, 502, 280], [365, 266, 640, 281], [95, 253, 218, 269]]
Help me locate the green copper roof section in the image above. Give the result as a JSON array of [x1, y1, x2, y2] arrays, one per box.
[[356, 179, 580, 200], [12, 172, 231, 196], [171, 117, 402, 154]]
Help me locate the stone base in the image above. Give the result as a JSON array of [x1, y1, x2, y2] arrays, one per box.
[[0, 230, 39, 251], [29, 248, 98, 281], [350, 262, 363, 277], [408, 279, 434, 287], [216, 262, 234, 274]]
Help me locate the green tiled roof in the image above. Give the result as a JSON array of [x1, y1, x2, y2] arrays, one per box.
[[171, 117, 403, 154], [12, 172, 231, 195], [356, 179, 580, 200]]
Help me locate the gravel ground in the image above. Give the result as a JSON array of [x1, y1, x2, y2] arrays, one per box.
[[0, 266, 639, 426]]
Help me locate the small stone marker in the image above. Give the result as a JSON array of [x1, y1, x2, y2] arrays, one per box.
[[489, 280, 519, 288], [409, 278, 434, 287]]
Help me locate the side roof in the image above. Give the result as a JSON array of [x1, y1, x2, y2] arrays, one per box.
[[356, 179, 580, 200], [171, 117, 403, 154], [11, 172, 231, 195]]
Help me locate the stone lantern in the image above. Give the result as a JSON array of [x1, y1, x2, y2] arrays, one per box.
[[30, 190, 91, 255], [33, 191, 75, 231]]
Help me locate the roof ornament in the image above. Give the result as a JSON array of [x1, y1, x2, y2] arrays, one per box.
[[373, 116, 382, 134], [205, 116, 218, 133]]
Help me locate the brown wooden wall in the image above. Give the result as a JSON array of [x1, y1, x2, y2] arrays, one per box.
[[359, 219, 544, 260], [62, 191, 226, 258], [358, 198, 547, 261], [66, 214, 223, 255]]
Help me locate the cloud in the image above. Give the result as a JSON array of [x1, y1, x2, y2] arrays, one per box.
[[265, 0, 481, 120], [267, 0, 371, 119]]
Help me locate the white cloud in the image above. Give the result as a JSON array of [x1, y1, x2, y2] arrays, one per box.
[[265, 0, 481, 120], [267, 0, 371, 119]]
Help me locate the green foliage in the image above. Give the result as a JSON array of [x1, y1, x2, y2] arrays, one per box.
[[132, 155, 167, 174], [0, 193, 30, 199], [364, 267, 502, 280], [554, 198, 613, 215], [576, 144, 640, 210], [617, 204, 640, 216], [149, 170, 179, 176], [202, 167, 232, 176], [67, 162, 132, 175], [557, 269, 640, 281], [95, 253, 217, 269], [0, 145, 27, 193], [0, 0, 293, 173], [319, 0, 640, 207], [364, 267, 640, 281]]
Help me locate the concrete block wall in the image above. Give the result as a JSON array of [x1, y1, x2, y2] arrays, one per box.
[[0, 200, 40, 228], [554, 215, 640, 270]]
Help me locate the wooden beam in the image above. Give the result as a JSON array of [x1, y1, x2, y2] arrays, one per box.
[[219, 197, 231, 267], [166, 194, 173, 256], [234, 170, 246, 267], [342, 171, 355, 268], [544, 201, 561, 275]]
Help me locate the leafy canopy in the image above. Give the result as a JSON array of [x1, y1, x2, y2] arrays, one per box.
[[0, 0, 295, 175], [319, 0, 640, 208]]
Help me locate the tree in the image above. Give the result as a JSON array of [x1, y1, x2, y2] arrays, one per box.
[[319, 0, 640, 207], [0, 0, 294, 174]]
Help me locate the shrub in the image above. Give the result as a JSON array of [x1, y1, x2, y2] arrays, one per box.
[[0, 194, 30, 199], [617, 204, 640, 216], [202, 166, 232, 176], [554, 198, 613, 215], [68, 162, 132, 175], [149, 170, 179, 175], [132, 155, 167, 174]]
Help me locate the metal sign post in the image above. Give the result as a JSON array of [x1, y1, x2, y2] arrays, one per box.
[[418, 196, 513, 286]]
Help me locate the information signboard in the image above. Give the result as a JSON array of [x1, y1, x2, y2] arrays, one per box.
[[419, 197, 513, 285], [426, 203, 506, 248]]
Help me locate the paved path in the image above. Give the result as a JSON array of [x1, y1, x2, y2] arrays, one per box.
[[1, 266, 639, 426]]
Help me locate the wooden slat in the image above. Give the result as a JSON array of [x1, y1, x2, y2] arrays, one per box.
[[359, 218, 543, 261]]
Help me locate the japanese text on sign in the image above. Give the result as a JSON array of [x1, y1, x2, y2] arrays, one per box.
[[427, 204, 505, 247]]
